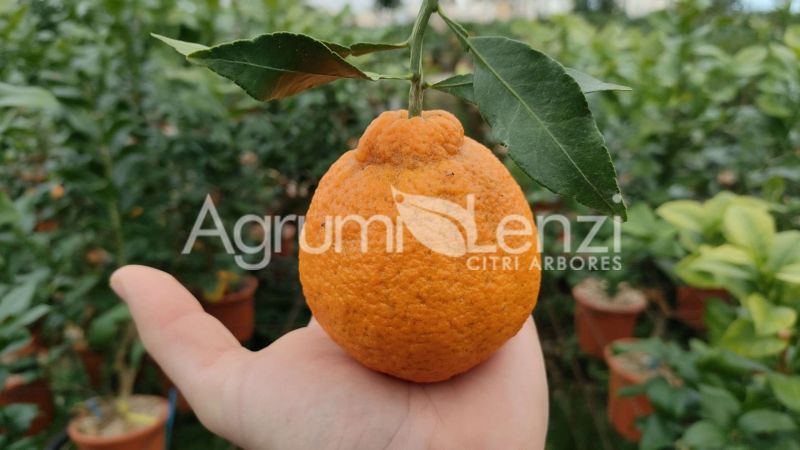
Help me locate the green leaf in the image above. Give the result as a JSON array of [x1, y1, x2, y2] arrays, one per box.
[[723, 204, 775, 261], [430, 69, 630, 104], [563, 68, 631, 93], [738, 409, 797, 435], [690, 244, 756, 282], [0, 192, 20, 228], [8, 304, 49, 332], [770, 231, 800, 271], [769, 374, 800, 413], [465, 36, 625, 218], [745, 293, 796, 336], [0, 82, 59, 111], [325, 41, 407, 57], [640, 415, 681, 450], [705, 298, 737, 344], [675, 254, 721, 289], [438, 9, 470, 48], [1, 404, 38, 435], [645, 378, 694, 419], [0, 281, 38, 323], [682, 420, 727, 448], [88, 304, 131, 349], [151, 33, 209, 55], [719, 318, 787, 358], [156, 33, 374, 101], [786, 25, 800, 51], [777, 262, 800, 284], [698, 384, 740, 427], [657, 200, 706, 233], [430, 74, 474, 103]]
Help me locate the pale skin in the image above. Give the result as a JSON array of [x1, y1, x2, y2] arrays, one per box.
[[111, 265, 549, 450]]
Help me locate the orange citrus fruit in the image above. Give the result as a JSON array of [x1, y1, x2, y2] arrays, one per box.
[[299, 110, 541, 382]]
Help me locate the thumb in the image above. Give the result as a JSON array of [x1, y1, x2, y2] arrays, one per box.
[[110, 265, 252, 435]]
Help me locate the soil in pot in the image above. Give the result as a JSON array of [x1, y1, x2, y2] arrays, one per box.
[[202, 275, 259, 343], [68, 395, 168, 450], [604, 340, 670, 442], [0, 375, 55, 435], [573, 278, 647, 358], [675, 286, 729, 330]]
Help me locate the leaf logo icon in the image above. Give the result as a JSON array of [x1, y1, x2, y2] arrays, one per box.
[[392, 186, 479, 257]]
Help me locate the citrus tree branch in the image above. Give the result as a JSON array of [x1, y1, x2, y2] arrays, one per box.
[[407, 0, 439, 117]]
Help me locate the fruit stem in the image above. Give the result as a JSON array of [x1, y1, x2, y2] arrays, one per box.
[[407, 0, 438, 118]]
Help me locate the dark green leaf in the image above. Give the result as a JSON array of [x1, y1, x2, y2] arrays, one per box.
[[0, 82, 59, 111], [698, 384, 740, 427], [431, 69, 630, 104], [466, 36, 625, 218], [324, 41, 407, 57], [438, 9, 470, 48], [0, 281, 38, 323], [705, 298, 736, 344], [88, 304, 131, 349], [769, 374, 800, 413], [738, 409, 797, 435], [431, 74, 474, 103], [0, 404, 38, 434], [682, 421, 727, 448], [8, 304, 49, 332], [563, 68, 631, 93], [640, 415, 680, 450], [646, 378, 695, 419], [155, 33, 375, 101]]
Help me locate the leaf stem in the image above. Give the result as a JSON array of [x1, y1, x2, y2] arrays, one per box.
[[407, 0, 438, 118]]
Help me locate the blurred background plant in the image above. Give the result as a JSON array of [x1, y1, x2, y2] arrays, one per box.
[[0, 0, 798, 448]]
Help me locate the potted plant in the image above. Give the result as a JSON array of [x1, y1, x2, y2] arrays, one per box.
[[177, 260, 259, 343], [0, 276, 54, 436], [68, 312, 169, 450], [603, 339, 657, 441], [669, 195, 800, 346], [573, 277, 647, 358], [634, 339, 800, 449], [656, 192, 770, 329], [198, 269, 259, 343]]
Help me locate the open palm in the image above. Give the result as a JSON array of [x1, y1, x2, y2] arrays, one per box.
[[111, 265, 548, 450]]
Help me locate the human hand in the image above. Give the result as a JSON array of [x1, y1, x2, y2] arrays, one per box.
[[111, 265, 548, 450]]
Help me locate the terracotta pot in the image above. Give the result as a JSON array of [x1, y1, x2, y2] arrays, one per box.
[[68, 396, 168, 450], [34, 220, 59, 232], [203, 276, 258, 342], [74, 344, 105, 388], [604, 340, 654, 441], [675, 286, 729, 330], [0, 376, 55, 435], [574, 287, 646, 358]]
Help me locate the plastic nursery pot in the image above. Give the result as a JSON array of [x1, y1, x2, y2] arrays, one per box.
[[0, 375, 55, 435], [675, 286, 729, 330], [604, 339, 654, 442], [203, 275, 259, 343], [68, 396, 168, 450], [573, 279, 647, 358]]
